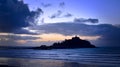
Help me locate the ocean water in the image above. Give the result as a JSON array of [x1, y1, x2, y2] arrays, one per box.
[[0, 47, 120, 66]]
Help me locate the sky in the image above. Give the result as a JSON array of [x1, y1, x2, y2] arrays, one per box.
[[24, 0, 120, 24], [0, 0, 120, 47]]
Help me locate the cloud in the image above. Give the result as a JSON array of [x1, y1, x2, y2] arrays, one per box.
[[31, 23, 120, 46], [74, 18, 99, 23], [12, 28, 37, 35], [62, 13, 73, 17], [40, 18, 45, 23], [0, 34, 40, 41], [0, 0, 43, 33], [49, 10, 62, 19], [41, 3, 52, 8], [0, 34, 40, 46], [49, 11, 73, 19], [59, 2, 65, 8]]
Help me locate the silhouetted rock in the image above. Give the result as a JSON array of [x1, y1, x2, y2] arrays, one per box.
[[50, 36, 95, 49], [34, 36, 96, 50], [34, 45, 51, 50]]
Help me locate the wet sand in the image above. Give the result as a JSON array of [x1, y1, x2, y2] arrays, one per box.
[[0, 65, 15, 67], [0, 58, 113, 67]]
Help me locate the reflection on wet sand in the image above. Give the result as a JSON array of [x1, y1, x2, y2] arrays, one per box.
[[0, 58, 101, 67]]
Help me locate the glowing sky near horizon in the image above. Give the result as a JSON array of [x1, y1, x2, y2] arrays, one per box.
[[0, 33, 100, 45]]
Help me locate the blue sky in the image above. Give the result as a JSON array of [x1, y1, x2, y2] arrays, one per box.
[[24, 0, 120, 24]]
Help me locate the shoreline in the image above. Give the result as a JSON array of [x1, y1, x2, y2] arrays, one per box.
[[0, 57, 112, 67]]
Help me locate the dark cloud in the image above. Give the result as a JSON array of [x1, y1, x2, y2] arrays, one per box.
[[62, 13, 73, 17], [41, 3, 52, 8], [41, 18, 45, 23], [114, 24, 120, 28], [49, 11, 73, 19], [0, 34, 40, 46], [13, 28, 37, 35], [49, 10, 62, 19], [0, 35, 39, 41], [31, 23, 101, 36], [0, 0, 43, 33], [74, 18, 99, 23], [59, 2, 65, 8], [31, 23, 120, 46]]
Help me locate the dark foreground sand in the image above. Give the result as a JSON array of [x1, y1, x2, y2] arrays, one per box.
[[0, 58, 114, 67]]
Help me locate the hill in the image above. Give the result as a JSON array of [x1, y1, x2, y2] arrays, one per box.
[[34, 36, 96, 49]]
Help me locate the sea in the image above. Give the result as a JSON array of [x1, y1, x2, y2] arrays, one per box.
[[0, 47, 120, 66]]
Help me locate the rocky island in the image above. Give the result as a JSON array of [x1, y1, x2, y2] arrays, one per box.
[[34, 36, 96, 50]]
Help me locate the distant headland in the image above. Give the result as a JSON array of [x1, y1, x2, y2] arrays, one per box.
[[34, 36, 96, 50]]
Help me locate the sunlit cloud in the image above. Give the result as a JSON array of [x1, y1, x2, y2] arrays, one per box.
[[15, 40, 27, 44]]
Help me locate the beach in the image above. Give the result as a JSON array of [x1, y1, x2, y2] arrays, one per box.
[[0, 57, 109, 67]]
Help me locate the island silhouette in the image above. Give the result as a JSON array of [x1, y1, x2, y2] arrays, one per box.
[[0, 36, 96, 50], [34, 36, 96, 50]]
